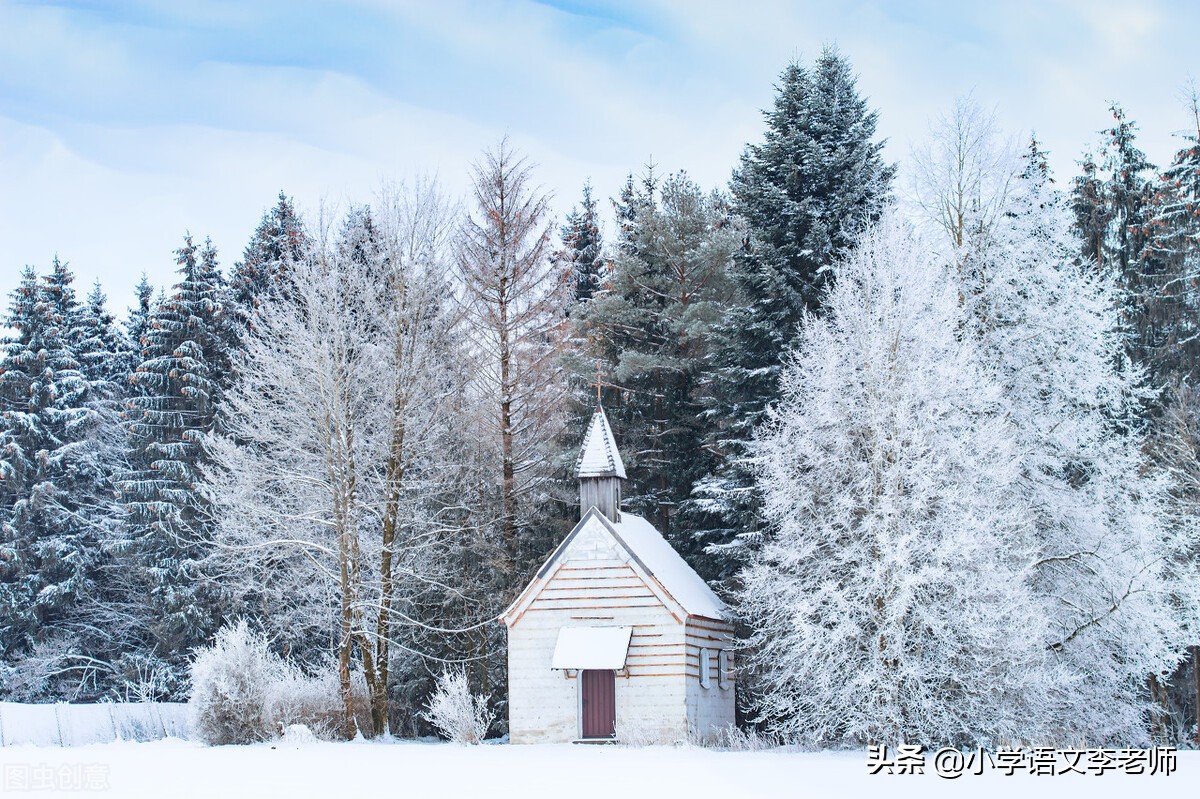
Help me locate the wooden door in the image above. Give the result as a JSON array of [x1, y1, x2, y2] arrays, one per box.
[[580, 669, 615, 739]]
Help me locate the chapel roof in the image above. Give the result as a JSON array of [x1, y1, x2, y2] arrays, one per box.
[[605, 512, 726, 621]]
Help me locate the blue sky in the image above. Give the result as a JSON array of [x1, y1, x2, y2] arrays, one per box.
[[1, 0, 1197, 309]]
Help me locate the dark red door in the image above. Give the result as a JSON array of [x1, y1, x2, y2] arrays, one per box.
[[580, 669, 615, 739]]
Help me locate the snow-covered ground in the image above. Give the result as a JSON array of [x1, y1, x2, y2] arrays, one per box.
[[0, 739, 1196, 798]]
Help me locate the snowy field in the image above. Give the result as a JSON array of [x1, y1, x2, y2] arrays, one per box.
[[0, 739, 1197, 798]]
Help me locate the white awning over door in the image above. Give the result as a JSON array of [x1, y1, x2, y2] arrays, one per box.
[[550, 626, 633, 670]]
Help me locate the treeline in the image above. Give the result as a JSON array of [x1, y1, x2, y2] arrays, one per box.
[[1, 46, 1199, 745]]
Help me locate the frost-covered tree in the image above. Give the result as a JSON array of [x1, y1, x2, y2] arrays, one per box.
[[741, 214, 1050, 746], [690, 48, 894, 572], [910, 96, 1018, 250], [1153, 381, 1200, 744], [205, 214, 387, 737], [961, 140, 1196, 742], [206, 186, 491, 738]]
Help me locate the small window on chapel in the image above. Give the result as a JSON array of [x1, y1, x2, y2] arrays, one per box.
[[718, 649, 730, 689], [699, 647, 711, 688]]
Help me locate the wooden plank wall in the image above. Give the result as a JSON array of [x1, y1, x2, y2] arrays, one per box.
[[508, 516, 690, 743], [684, 616, 737, 739]]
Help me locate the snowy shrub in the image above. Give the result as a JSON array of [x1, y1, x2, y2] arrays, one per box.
[[189, 621, 286, 745], [615, 719, 678, 747], [0, 640, 60, 701], [112, 653, 179, 703], [266, 666, 344, 741], [706, 725, 781, 751], [189, 623, 354, 744], [421, 668, 493, 744], [282, 723, 317, 744]]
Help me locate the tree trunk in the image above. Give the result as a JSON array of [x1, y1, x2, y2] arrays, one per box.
[[498, 274, 517, 566], [326, 352, 360, 741], [372, 413, 405, 737], [336, 517, 356, 740], [367, 379, 408, 738], [1148, 673, 1167, 742], [1193, 646, 1200, 747]]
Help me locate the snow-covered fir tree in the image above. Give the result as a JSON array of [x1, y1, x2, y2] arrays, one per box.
[[688, 48, 894, 574], [1099, 103, 1155, 277], [741, 213, 1051, 746], [118, 235, 232, 690], [1140, 100, 1200, 386], [228, 190, 305, 328], [78, 281, 135, 390], [0, 263, 117, 696], [559, 181, 606, 305], [1071, 104, 1162, 384], [1071, 151, 1108, 265], [125, 275, 155, 358]]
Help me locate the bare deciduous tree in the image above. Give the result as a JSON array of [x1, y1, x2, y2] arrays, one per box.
[[910, 95, 1019, 251], [456, 137, 567, 578], [204, 184, 489, 739]]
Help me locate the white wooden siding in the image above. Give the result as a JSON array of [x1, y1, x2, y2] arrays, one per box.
[[683, 617, 736, 738], [506, 513, 734, 743]]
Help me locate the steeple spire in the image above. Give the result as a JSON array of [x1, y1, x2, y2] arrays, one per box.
[[575, 406, 626, 520]]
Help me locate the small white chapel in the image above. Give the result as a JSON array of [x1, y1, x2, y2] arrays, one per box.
[[501, 406, 735, 743]]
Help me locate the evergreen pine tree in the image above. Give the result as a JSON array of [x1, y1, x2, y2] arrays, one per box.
[[686, 48, 894, 575], [576, 171, 737, 558], [126, 275, 155, 359], [40, 257, 90, 368], [78, 281, 135, 390], [119, 235, 231, 684], [1068, 105, 1157, 376], [1100, 103, 1155, 277], [0, 264, 99, 670], [612, 174, 640, 251], [559, 182, 606, 304], [1072, 152, 1108, 265], [229, 191, 305, 328], [1140, 105, 1200, 385]]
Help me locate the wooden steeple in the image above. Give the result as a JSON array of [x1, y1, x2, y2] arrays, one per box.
[[574, 406, 626, 521]]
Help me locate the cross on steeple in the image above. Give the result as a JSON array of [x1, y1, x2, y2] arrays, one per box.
[[589, 360, 617, 405]]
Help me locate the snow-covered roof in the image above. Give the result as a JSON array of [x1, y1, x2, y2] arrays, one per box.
[[503, 508, 728, 625], [607, 513, 726, 621], [550, 626, 633, 669], [574, 407, 626, 479]]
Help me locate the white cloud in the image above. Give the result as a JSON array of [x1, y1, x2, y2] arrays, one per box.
[[2, 0, 1198, 307]]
